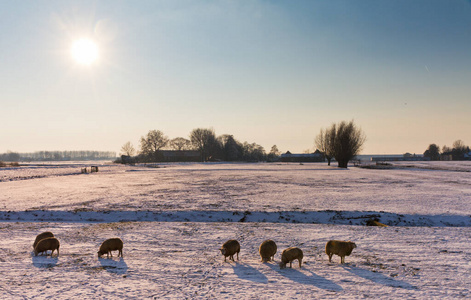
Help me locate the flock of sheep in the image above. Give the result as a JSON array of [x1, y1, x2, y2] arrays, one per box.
[[33, 231, 356, 269], [220, 239, 357, 268], [32, 232, 123, 258]]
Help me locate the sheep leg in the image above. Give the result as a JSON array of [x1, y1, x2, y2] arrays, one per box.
[[236, 252, 239, 261], [328, 254, 332, 262], [289, 261, 292, 268], [298, 258, 302, 268], [341, 256, 345, 264], [119, 249, 123, 257]]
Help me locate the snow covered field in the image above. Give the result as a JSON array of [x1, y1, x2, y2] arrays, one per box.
[[1, 162, 470, 298]]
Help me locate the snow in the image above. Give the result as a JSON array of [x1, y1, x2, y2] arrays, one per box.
[[1, 162, 470, 298]]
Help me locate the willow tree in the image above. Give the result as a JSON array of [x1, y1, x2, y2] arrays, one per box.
[[317, 120, 366, 168], [331, 120, 366, 168]]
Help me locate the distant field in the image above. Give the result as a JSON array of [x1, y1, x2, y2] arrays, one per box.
[[1, 161, 470, 223]]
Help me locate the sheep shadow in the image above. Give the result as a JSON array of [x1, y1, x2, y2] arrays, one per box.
[[343, 265, 417, 290], [32, 252, 58, 268], [232, 262, 268, 283], [98, 257, 128, 275], [268, 263, 342, 291]]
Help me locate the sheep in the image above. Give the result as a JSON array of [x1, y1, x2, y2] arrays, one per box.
[[34, 237, 60, 256], [33, 231, 54, 249], [220, 239, 240, 262], [325, 240, 357, 264], [259, 239, 277, 262], [98, 238, 123, 258], [279, 247, 303, 269]]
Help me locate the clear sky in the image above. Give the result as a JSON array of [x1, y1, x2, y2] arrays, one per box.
[[1, 0, 470, 155]]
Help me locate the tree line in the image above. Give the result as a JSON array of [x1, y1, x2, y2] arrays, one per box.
[[123, 120, 367, 168], [424, 140, 470, 161], [120, 128, 281, 163], [1, 120, 367, 166], [0, 150, 117, 162]]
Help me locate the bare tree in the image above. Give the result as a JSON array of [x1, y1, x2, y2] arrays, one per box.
[[120, 141, 136, 156], [140, 130, 169, 160], [442, 145, 451, 154], [267, 145, 281, 162], [169, 137, 192, 151], [270, 145, 280, 156], [452, 140, 468, 160], [452, 140, 467, 152], [219, 134, 242, 161], [331, 120, 366, 168], [242, 142, 266, 161], [315, 127, 335, 165], [190, 128, 218, 161]]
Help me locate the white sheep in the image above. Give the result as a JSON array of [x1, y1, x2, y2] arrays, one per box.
[[279, 247, 303, 269], [220, 239, 240, 262], [259, 240, 277, 262], [325, 240, 356, 264], [34, 237, 60, 256], [33, 231, 54, 249], [98, 238, 123, 258]]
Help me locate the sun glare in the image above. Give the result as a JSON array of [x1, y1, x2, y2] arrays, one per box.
[[71, 38, 98, 65]]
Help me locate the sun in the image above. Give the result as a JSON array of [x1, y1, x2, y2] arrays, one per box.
[[71, 38, 99, 65]]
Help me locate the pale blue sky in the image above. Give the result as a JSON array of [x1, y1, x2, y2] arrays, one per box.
[[1, 0, 470, 154]]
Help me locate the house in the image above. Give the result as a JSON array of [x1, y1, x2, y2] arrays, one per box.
[[280, 150, 325, 162]]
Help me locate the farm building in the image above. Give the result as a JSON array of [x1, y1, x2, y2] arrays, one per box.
[[280, 150, 325, 162]]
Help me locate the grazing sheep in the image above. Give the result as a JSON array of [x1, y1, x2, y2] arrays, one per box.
[[33, 232, 54, 249], [220, 239, 240, 262], [325, 240, 357, 264], [34, 237, 60, 256], [259, 240, 277, 262], [98, 238, 123, 258], [279, 247, 303, 269]]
